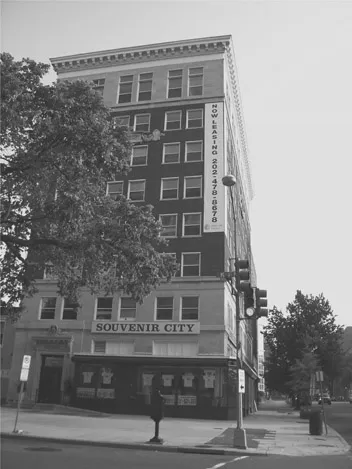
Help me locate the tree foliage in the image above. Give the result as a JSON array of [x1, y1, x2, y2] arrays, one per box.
[[0, 53, 177, 317], [264, 290, 344, 395]]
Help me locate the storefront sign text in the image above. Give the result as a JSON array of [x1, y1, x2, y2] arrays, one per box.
[[91, 321, 200, 334]]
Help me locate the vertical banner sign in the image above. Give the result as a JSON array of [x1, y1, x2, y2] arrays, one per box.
[[204, 102, 225, 232]]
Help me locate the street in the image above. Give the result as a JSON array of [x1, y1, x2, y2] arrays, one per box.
[[322, 402, 352, 446], [1, 437, 351, 469]]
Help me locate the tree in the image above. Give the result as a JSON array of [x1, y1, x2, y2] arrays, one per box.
[[264, 290, 344, 396], [0, 53, 177, 318]]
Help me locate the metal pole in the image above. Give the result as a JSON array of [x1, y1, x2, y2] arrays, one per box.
[[13, 381, 24, 433], [319, 380, 328, 435], [229, 187, 243, 431]]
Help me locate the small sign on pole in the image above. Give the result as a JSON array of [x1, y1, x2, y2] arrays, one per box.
[[238, 369, 245, 394], [315, 371, 324, 382], [13, 355, 32, 434]]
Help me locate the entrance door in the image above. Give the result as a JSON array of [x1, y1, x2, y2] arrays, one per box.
[[38, 355, 63, 404]]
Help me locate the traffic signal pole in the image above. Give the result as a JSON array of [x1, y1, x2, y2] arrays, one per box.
[[222, 175, 247, 449]]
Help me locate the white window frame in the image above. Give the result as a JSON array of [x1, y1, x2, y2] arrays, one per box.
[[134, 114, 151, 132], [118, 297, 137, 321], [39, 297, 57, 320], [155, 297, 174, 321], [92, 340, 106, 354], [113, 115, 130, 128], [167, 69, 183, 99], [184, 176, 202, 199], [92, 78, 105, 95], [188, 67, 204, 97], [159, 213, 178, 238], [118, 75, 133, 104], [128, 179, 146, 202], [164, 110, 182, 131], [61, 298, 78, 320], [138, 72, 153, 102], [181, 252, 201, 277], [182, 213, 202, 237], [186, 109, 203, 129], [162, 142, 180, 164], [131, 145, 148, 166], [185, 141, 203, 162], [95, 297, 114, 321], [160, 177, 179, 200], [106, 181, 124, 198], [152, 341, 199, 357], [180, 296, 200, 321]]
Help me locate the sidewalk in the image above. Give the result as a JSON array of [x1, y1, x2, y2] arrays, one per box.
[[1, 401, 350, 457]]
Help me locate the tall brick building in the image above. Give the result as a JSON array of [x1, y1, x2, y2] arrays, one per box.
[[7, 35, 260, 419]]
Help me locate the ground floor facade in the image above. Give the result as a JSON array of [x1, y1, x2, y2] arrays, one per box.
[[6, 278, 259, 419]]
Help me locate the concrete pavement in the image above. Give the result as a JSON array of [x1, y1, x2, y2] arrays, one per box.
[[1, 400, 350, 457]]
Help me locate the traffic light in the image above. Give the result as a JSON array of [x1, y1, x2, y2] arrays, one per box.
[[244, 286, 255, 318], [235, 259, 251, 292], [255, 288, 268, 318]]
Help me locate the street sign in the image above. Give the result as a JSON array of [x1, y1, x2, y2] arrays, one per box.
[[21, 355, 31, 370], [315, 371, 324, 382], [20, 368, 29, 382], [238, 369, 245, 393]]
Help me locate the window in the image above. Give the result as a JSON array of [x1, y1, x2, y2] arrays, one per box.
[[185, 141, 203, 162], [181, 253, 201, 276], [119, 298, 136, 320], [96, 297, 113, 320], [153, 341, 198, 356], [156, 297, 173, 320], [165, 111, 181, 130], [93, 341, 106, 354], [181, 297, 199, 320], [184, 176, 202, 198], [183, 213, 201, 237], [161, 177, 179, 200], [93, 340, 134, 355], [186, 109, 203, 128], [113, 115, 130, 128], [128, 180, 145, 201], [138, 72, 153, 101], [107, 181, 123, 199], [118, 75, 133, 103], [40, 297, 57, 320], [0, 320, 6, 346], [134, 114, 150, 132], [168, 69, 182, 98], [62, 299, 78, 320], [131, 146, 148, 166], [160, 214, 177, 237], [188, 67, 203, 96], [163, 143, 180, 164], [43, 262, 56, 279], [92, 78, 105, 95]]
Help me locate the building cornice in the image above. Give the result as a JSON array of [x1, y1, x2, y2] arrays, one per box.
[[50, 35, 232, 73]]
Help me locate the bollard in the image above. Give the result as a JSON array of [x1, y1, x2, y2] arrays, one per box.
[[148, 389, 165, 444]]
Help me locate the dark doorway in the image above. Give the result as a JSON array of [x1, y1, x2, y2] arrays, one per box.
[[38, 355, 63, 404]]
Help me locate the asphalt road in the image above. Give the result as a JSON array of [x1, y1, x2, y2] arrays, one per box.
[[1, 438, 352, 469], [317, 401, 352, 446]]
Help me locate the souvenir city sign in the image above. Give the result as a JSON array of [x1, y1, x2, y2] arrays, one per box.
[[91, 321, 200, 334]]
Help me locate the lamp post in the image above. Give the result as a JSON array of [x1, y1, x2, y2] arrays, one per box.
[[222, 174, 247, 449]]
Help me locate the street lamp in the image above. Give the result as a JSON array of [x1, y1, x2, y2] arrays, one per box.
[[222, 174, 247, 449]]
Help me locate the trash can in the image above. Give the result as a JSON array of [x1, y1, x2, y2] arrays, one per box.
[[309, 409, 323, 435]]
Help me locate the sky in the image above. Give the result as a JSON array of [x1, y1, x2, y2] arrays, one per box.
[[2, 0, 352, 328]]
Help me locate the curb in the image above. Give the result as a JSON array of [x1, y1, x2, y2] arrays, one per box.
[[0, 432, 267, 457]]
